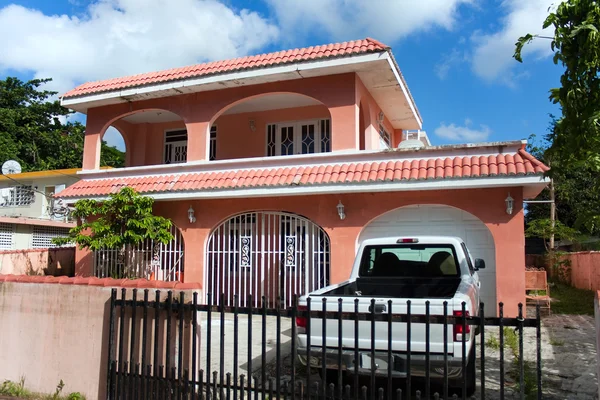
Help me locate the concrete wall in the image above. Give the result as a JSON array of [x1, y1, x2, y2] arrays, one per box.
[[0, 277, 201, 400], [526, 251, 600, 291], [564, 251, 600, 290], [0, 247, 75, 276]]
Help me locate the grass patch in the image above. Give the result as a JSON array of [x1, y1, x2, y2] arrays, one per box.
[[486, 335, 500, 350], [550, 282, 595, 315], [549, 337, 565, 346], [0, 378, 85, 400], [497, 328, 538, 400]]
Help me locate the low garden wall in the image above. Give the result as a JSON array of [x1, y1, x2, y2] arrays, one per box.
[[0, 247, 75, 276], [0, 275, 201, 400], [526, 251, 600, 291]]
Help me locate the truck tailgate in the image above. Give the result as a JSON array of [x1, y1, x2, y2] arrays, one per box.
[[299, 297, 461, 355]]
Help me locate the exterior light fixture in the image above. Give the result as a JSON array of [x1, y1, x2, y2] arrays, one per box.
[[188, 206, 196, 224], [249, 119, 256, 132], [337, 201, 346, 220], [505, 193, 514, 215]]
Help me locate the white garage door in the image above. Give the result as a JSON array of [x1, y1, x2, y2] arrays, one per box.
[[358, 204, 496, 312]]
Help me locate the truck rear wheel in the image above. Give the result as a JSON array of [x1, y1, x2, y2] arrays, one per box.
[[450, 345, 476, 396], [465, 345, 476, 396]]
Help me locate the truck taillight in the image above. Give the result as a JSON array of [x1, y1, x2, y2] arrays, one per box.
[[397, 238, 419, 243], [296, 305, 308, 329], [453, 310, 470, 341]]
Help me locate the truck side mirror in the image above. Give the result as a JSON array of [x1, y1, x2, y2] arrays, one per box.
[[474, 258, 486, 270]]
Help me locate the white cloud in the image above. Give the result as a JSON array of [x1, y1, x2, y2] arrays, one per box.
[[0, 0, 279, 95], [264, 0, 473, 44], [435, 119, 491, 142], [471, 0, 555, 84], [435, 48, 468, 80]]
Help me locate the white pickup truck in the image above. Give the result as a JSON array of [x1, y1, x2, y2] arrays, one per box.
[[296, 236, 484, 394]]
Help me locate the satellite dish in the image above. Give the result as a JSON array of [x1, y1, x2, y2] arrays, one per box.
[[2, 160, 22, 175]]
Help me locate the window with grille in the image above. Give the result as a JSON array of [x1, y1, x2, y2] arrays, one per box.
[[379, 125, 392, 149], [32, 226, 71, 248], [0, 186, 35, 207], [209, 125, 217, 161], [164, 130, 188, 164], [0, 223, 14, 250], [266, 119, 331, 157]]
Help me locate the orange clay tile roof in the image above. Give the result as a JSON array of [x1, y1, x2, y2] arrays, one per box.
[[58, 149, 549, 198], [62, 38, 389, 99]]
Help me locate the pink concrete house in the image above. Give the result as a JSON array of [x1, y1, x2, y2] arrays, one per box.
[[58, 38, 548, 316]]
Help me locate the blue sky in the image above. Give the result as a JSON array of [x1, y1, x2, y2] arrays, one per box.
[[0, 0, 561, 151]]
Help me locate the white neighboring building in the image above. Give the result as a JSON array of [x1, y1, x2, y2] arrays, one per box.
[[0, 168, 81, 250]]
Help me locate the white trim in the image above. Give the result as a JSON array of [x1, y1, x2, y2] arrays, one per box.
[[63, 175, 549, 203], [61, 52, 389, 108], [76, 141, 528, 179], [385, 55, 422, 129]]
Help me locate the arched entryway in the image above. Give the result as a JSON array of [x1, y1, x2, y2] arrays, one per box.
[[93, 224, 185, 281], [358, 204, 497, 308], [206, 211, 331, 308]]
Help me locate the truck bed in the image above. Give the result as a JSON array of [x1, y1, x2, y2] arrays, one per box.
[[321, 277, 462, 299]]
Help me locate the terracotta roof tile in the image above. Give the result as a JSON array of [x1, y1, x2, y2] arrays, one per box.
[[62, 38, 388, 99], [58, 150, 548, 198]]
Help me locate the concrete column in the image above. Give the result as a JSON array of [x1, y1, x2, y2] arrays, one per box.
[[186, 121, 210, 162], [330, 104, 358, 151]]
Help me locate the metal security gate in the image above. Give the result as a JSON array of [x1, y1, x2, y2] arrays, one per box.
[[206, 211, 330, 308], [93, 224, 184, 281]]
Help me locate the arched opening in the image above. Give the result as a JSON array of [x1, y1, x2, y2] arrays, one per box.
[[93, 224, 185, 281], [209, 92, 332, 161], [358, 204, 497, 309], [206, 211, 331, 308], [100, 108, 187, 168], [100, 126, 127, 168]]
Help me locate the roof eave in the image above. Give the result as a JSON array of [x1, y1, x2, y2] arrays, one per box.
[[58, 174, 550, 203], [60, 51, 421, 131]]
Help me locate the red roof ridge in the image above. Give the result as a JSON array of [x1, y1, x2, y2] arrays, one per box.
[[62, 38, 388, 99], [517, 148, 550, 172], [365, 37, 390, 49]]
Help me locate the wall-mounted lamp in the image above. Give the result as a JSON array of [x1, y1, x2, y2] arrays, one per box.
[[378, 111, 385, 124], [188, 206, 197, 224], [249, 119, 256, 132], [337, 201, 346, 220], [505, 193, 514, 215]]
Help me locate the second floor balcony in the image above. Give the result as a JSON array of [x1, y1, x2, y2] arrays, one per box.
[[62, 39, 424, 173]]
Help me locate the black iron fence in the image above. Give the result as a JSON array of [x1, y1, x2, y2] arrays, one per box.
[[106, 289, 542, 400]]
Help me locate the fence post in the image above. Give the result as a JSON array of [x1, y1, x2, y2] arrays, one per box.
[[106, 288, 117, 400]]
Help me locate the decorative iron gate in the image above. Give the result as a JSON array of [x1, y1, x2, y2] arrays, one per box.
[[206, 211, 330, 308], [93, 224, 184, 281]]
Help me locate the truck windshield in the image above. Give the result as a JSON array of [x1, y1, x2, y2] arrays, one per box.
[[359, 244, 460, 278]]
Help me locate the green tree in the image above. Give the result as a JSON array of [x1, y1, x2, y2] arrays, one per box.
[[54, 188, 174, 278], [525, 218, 579, 251], [514, 0, 600, 171], [515, 0, 600, 230], [526, 132, 600, 234], [0, 77, 124, 171]]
